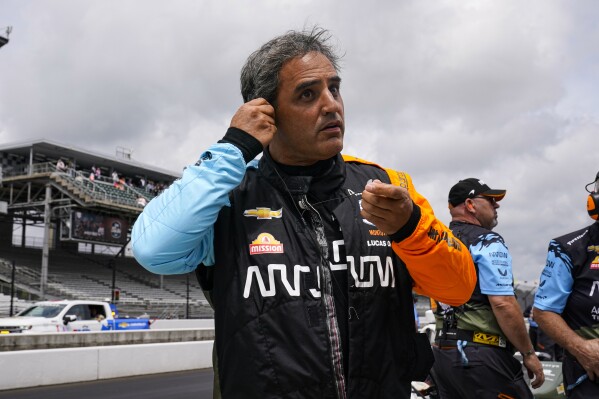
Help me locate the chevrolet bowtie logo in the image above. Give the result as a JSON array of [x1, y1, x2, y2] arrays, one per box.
[[243, 207, 283, 220]]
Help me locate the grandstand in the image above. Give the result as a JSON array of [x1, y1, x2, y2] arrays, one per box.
[[0, 139, 213, 319]]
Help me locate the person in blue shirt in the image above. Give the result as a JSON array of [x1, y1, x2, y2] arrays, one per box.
[[431, 178, 544, 398], [533, 172, 599, 398]]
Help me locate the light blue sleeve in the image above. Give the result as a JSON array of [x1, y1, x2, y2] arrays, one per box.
[[470, 233, 515, 296], [533, 240, 574, 314], [131, 143, 247, 275]]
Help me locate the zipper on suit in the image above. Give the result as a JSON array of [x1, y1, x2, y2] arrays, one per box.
[[299, 195, 347, 399]]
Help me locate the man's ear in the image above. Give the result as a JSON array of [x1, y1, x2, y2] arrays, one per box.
[[465, 199, 475, 213]]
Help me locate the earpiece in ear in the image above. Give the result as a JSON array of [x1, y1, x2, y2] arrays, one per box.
[[588, 193, 599, 220]]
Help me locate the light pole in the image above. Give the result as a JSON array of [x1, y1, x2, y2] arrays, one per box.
[[110, 239, 130, 303], [186, 274, 190, 319], [110, 258, 117, 302], [9, 260, 15, 316]]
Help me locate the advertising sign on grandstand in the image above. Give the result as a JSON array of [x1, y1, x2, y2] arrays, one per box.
[[65, 210, 129, 245]]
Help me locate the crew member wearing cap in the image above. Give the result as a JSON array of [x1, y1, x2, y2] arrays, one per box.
[[430, 178, 544, 398]]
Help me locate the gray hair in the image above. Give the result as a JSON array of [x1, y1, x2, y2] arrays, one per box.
[[240, 27, 341, 104]]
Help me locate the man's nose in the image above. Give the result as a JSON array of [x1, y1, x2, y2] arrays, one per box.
[[321, 90, 342, 114]]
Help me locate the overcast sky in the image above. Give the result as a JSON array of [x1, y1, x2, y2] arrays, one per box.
[[1, 0, 598, 283]]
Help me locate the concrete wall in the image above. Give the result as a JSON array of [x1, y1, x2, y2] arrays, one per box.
[[0, 328, 215, 351], [0, 323, 216, 391], [0, 340, 214, 390], [151, 319, 214, 330]]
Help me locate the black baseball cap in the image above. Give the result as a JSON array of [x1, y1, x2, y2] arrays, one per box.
[[448, 178, 506, 206]]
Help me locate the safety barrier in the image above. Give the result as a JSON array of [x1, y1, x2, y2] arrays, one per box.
[[0, 323, 215, 390], [0, 341, 214, 390]]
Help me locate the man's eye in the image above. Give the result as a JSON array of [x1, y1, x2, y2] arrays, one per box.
[[301, 90, 314, 100], [330, 86, 340, 96]]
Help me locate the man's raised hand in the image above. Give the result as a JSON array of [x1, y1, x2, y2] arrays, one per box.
[[361, 179, 413, 235], [230, 98, 276, 148]]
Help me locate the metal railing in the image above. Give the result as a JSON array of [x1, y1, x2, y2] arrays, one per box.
[[2, 161, 56, 177], [53, 169, 143, 208], [3, 162, 155, 209]]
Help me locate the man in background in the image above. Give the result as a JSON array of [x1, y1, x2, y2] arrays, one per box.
[[432, 178, 544, 398], [534, 171, 599, 398]]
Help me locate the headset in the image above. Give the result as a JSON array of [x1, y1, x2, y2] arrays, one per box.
[[586, 171, 599, 221]]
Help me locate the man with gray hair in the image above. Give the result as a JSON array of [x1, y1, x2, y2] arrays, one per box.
[[132, 27, 476, 398]]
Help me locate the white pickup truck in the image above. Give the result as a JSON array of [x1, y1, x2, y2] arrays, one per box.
[[0, 300, 150, 333]]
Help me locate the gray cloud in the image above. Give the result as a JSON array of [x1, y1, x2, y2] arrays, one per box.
[[1, 0, 598, 283]]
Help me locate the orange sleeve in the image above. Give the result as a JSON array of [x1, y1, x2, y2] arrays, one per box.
[[389, 171, 476, 306]]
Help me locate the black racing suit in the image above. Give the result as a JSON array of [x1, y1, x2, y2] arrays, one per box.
[[205, 149, 428, 398], [132, 129, 476, 399]]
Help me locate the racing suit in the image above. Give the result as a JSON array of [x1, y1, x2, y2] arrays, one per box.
[[432, 221, 533, 399], [534, 222, 599, 397], [132, 128, 476, 398]]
